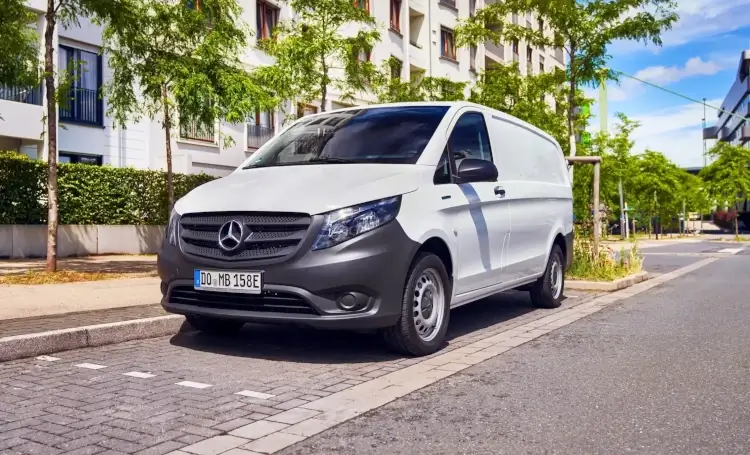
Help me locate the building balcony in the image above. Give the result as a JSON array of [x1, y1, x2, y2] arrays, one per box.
[[409, 40, 427, 71], [179, 120, 216, 143], [703, 125, 718, 140], [0, 85, 42, 105], [59, 88, 103, 126], [410, 0, 426, 14], [741, 124, 750, 142], [247, 124, 275, 149], [485, 42, 504, 63], [0, 85, 44, 141]]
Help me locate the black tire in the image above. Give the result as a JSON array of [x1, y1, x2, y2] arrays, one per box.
[[382, 252, 452, 357], [530, 245, 565, 309], [186, 315, 244, 335]]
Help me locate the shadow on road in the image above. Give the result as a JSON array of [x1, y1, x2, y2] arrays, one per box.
[[168, 290, 544, 364]]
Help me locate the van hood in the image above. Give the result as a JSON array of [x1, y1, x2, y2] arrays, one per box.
[[174, 164, 422, 216]]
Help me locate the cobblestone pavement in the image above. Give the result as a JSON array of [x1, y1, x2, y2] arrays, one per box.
[[0, 305, 168, 338], [0, 290, 602, 455]]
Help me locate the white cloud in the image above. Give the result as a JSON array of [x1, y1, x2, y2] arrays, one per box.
[[610, 0, 750, 54], [606, 57, 729, 101], [589, 98, 722, 167]]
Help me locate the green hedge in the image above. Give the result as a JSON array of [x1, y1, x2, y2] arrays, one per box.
[[0, 153, 216, 225]]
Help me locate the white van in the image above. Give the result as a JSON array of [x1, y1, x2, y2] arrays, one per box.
[[158, 102, 573, 356]]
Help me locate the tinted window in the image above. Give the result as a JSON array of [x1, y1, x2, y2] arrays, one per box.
[[243, 106, 450, 168], [447, 112, 492, 168], [433, 149, 452, 185]]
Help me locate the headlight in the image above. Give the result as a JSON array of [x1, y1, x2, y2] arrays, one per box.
[[311, 196, 402, 251], [166, 209, 180, 246]]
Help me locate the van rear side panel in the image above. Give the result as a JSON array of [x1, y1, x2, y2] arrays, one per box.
[[485, 113, 572, 281]]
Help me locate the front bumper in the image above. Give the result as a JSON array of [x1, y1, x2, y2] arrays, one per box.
[[158, 218, 420, 330]]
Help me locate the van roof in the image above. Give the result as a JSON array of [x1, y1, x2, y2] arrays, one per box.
[[313, 101, 562, 150]]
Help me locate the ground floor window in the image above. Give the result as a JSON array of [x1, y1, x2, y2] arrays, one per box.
[[59, 152, 102, 165]]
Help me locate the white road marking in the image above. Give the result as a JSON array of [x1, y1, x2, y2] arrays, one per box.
[[175, 381, 212, 389], [236, 390, 275, 400], [36, 355, 60, 361], [123, 371, 156, 379], [718, 248, 743, 254], [75, 363, 107, 370]]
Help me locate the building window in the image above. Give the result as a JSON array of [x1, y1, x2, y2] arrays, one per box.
[[390, 0, 401, 32], [247, 110, 275, 149], [469, 45, 477, 71], [538, 18, 544, 33], [539, 55, 545, 73], [186, 0, 202, 10], [58, 46, 103, 126], [59, 152, 102, 165], [355, 0, 369, 11], [390, 57, 403, 80], [512, 13, 518, 24], [512, 40, 519, 62], [527, 45, 533, 66], [440, 27, 456, 60], [179, 118, 215, 143], [469, 0, 476, 17], [439, 0, 457, 8], [356, 48, 371, 64], [297, 103, 318, 118], [257, 1, 279, 40]]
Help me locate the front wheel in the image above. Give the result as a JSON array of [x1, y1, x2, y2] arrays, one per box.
[[530, 245, 565, 309], [382, 252, 452, 357], [186, 315, 244, 335]]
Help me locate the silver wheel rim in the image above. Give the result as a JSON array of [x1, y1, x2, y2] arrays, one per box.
[[550, 258, 563, 299], [412, 268, 445, 342]]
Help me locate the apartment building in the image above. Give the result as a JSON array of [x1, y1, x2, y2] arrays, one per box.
[[703, 50, 750, 149], [0, 0, 566, 177]]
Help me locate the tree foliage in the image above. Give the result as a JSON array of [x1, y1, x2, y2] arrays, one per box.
[[455, 0, 678, 163], [0, 0, 39, 88], [700, 142, 750, 235], [256, 0, 380, 113], [371, 58, 467, 103], [102, 0, 276, 210]]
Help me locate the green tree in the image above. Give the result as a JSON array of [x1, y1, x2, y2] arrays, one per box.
[[256, 0, 380, 113], [700, 142, 750, 236], [469, 63, 568, 150], [3, 0, 137, 272], [0, 0, 39, 88], [456, 0, 678, 170], [680, 172, 711, 232], [631, 150, 683, 237], [102, 0, 276, 212], [372, 58, 467, 103]]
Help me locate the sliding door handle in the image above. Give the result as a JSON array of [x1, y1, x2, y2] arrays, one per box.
[[494, 186, 506, 197]]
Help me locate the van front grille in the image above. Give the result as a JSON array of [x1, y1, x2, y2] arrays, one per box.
[[179, 212, 312, 262], [169, 286, 318, 315]]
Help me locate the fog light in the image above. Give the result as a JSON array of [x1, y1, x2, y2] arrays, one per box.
[[337, 292, 367, 311]]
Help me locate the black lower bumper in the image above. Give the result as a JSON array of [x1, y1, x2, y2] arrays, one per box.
[[158, 220, 420, 330]]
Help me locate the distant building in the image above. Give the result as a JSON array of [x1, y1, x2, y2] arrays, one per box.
[[703, 50, 750, 148]]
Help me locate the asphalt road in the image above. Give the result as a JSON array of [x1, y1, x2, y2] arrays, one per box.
[[280, 250, 750, 455]]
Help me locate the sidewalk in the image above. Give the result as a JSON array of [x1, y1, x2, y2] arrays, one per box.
[[1, 255, 164, 341]]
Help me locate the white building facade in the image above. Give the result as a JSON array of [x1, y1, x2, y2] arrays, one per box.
[[0, 0, 566, 177]]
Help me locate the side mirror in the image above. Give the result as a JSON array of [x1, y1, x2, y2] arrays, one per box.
[[456, 158, 498, 183]]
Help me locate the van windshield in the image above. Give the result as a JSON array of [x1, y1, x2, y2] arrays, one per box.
[[243, 106, 450, 169]]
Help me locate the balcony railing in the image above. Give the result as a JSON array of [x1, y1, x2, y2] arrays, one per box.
[[247, 124, 275, 149], [0, 85, 42, 105], [180, 120, 216, 143], [59, 88, 102, 125]]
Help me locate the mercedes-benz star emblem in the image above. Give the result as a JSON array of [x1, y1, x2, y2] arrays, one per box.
[[218, 220, 244, 252]]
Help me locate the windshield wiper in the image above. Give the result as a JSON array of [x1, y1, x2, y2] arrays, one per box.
[[306, 157, 358, 164]]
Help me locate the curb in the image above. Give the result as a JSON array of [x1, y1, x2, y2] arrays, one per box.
[[566, 271, 650, 292], [0, 315, 187, 362]]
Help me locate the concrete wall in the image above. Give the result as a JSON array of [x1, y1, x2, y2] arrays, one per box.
[[0, 225, 164, 259]]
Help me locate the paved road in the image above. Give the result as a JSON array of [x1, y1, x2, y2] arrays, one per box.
[[280, 248, 750, 454]]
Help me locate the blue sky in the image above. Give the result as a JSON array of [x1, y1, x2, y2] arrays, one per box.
[[585, 0, 750, 168]]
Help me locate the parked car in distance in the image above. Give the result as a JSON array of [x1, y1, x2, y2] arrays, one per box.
[[158, 102, 574, 356]]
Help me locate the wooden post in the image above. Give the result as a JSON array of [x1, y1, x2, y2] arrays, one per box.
[[593, 161, 601, 256]]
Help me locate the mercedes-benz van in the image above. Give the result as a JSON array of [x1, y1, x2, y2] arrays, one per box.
[[158, 102, 573, 356]]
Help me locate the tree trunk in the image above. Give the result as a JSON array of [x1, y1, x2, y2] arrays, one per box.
[[735, 214, 739, 237], [44, 0, 58, 273], [320, 55, 328, 113], [162, 85, 174, 212]]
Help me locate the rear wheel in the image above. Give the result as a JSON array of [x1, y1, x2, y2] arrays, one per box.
[[186, 315, 244, 335], [530, 245, 565, 309], [382, 252, 451, 356]]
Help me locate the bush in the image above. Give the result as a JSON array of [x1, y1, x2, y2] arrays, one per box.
[[568, 222, 643, 281], [713, 209, 736, 231], [0, 153, 216, 225]]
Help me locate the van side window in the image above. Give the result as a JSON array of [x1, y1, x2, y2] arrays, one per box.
[[447, 113, 493, 168], [433, 148, 452, 185]]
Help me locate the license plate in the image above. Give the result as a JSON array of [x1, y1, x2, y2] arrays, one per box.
[[193, 270, 263, 294]]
